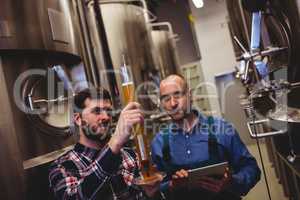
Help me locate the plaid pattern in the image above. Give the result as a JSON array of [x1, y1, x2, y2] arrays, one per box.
[[49, 143, 146, 200]]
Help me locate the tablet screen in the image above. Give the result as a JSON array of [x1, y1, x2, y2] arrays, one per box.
[[188, 161, 228, 182]]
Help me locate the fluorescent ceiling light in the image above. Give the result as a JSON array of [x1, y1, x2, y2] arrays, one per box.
[[192, 0, 204, 8]]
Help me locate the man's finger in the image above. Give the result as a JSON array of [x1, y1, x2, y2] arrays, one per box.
[[176, 169, 188, 178], [126, 113, 144, 121], [172, 174, 179, 179], [123, 102, 141, 111], [180, 169, 188, 177], [224, 172, 228, 179], [127, 118, 143, 125], [176, 171, 186, 178], [124, 109, 144, 115], [175, 171, 184, 178]]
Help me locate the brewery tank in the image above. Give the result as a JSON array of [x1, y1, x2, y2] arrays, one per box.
[[85, 0, 157, 105], [0, 0, 83, 199]]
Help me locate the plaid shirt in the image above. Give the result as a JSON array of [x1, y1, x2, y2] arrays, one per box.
[[49, 143, 146, 200]]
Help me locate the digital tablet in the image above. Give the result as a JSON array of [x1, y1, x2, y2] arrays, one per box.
[[188, 161, 228, 182]]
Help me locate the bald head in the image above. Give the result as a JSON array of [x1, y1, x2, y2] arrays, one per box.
[[159, 74, 191, 121], [160, 74, 188, 93]]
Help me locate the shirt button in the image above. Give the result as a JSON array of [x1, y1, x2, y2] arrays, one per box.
[[186, 135, 189, 139], [187, 150, 191, 154]]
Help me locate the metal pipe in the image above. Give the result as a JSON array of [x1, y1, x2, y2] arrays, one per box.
[[149, 22, 175, 37], [238, 0, 250, 46], [75, 0, 99, 87], [233, 36, 248, 53], [290, 82, 300, 89], [246, 119, 285, 138], [90, 0, 157, 23], [53, 65, 74, 93], [149, 22, 180, 73]]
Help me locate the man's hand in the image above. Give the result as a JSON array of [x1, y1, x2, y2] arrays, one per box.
[[109, 102, 143, 153], [195, 168, 232, 193], [140, 175, 163, 197], [170, 169, 189, 190]]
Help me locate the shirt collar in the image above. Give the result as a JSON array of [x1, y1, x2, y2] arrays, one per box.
[[74, 142, 100, 158], [169, 109, 207, 134]]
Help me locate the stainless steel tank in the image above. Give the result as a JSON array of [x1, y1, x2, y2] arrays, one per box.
[[0, 0, 81, 63], [0, 0, 83, 199], [150, 22, 180, 78], [85, 0, 157, 105]]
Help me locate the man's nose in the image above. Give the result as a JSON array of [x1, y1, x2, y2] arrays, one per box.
[[170, 96, 178, 107], [98, 111, 111, 121]]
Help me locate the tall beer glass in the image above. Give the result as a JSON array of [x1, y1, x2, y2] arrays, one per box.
[[120, 58, 164, 184]]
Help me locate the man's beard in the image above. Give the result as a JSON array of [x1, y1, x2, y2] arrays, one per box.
[[81, 121, 111, 143]]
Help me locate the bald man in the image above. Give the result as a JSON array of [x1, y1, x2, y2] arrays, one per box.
[[151, 75, 260, 200]]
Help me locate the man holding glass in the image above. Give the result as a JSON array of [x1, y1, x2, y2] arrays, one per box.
[[49, 87, 162, 200]]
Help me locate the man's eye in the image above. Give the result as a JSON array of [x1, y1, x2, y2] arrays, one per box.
[[93, 107, 102, 114], [92, 107, 113, 115], [105, 108, 113, 115], [173, 91, 181, 98], [161, 95, 171, 103], [105, 108, 112, 112], [174, 91, 185, 98]]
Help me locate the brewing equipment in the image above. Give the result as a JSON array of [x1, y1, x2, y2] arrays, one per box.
[[234, 0, 294, 139], [83, 0, 181, 151], [0, 0, 84, 199], [225, 0, 300, 198], [0, 0, 182, 198], [150, 22, 180, 78], [231, 1, 300, 199], [85, 0, 157, 107]]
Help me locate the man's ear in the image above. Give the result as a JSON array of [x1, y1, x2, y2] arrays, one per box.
[[188, 88, 192, 99], [188, 88, 193, 106], [188, 88, 192, 96], [73, 113, 82, 126]]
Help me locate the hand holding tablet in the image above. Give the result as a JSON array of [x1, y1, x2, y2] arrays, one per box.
[[187, 162, 229, 184], [170, 162, 231, 192]]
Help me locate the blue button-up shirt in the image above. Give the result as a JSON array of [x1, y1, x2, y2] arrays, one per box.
[[151, 111, 261, 197]]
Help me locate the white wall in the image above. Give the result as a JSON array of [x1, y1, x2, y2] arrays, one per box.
[[188, 0, 237, 116]]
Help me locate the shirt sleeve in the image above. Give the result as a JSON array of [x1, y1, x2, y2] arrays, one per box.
[[224, 123, 261, 196], [49, 146, 122, 200]]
